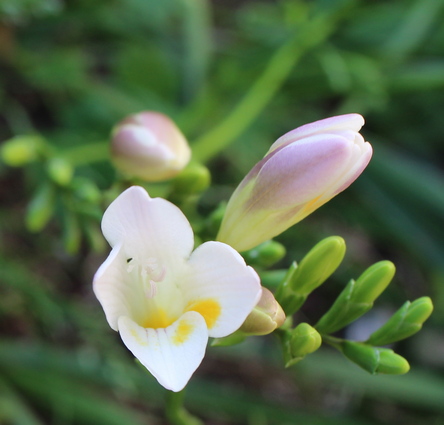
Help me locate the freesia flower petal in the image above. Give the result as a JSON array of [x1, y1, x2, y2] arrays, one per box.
[[118, 312, 208, 392], [101, 186, 194, 265], [251, 134, 354, 210], [183, 241, 262, 338], [93, 244, 149, 331], [269, 113, 364, 153]]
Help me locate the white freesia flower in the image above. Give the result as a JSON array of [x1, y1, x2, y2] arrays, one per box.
[[93, 186, 261, 392]]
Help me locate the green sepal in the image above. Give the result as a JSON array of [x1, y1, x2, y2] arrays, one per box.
[[242, 240, 286, 268], [367, 297, 433, 346], [25, 183, 56, 232], [315, 261, 395, 334], [275, 236, 345, 315], [341, 341, 410, 375], [211, 331, 247, 347]]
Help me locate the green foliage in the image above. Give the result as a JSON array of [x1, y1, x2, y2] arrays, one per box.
[[0, 0, 443, 423]]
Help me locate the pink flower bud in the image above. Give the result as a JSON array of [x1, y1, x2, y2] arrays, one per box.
[[110, 112, 191, 181], [217, 114, 373, 252]]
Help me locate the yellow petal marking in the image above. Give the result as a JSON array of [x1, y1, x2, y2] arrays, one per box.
[[301, 195, 323, 215], [129, 328, 148, 346], [142, 308, 175, 329], [187, 299, 221, 329], [173, 319, 194, 345]]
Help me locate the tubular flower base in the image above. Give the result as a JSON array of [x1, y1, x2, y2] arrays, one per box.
[[93, 186, 262, 392], [217, 114, 373, 252]]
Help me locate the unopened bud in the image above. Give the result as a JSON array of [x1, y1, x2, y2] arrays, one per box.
[[286, 323, 322, 367], [275, 236, 345, 315], [217, 114, 372, 252], [367, 297, 433, 346], [171, 162, 211, 197], [315, 261, 395, 335], [1, 135, 45, 166], [243, 240, 286, 268], [47, 157, 73, 186], [341, 341, 410, 375], [353, 261, 395, 304], [110, 111, 191, 181], [239, 287, 286, 335]]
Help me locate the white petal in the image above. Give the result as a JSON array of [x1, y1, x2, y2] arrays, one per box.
[[118, 312, 208, 392], [93, 244, 146, 330], [101, 186, 194, 265], [182, 241, 262, 338]]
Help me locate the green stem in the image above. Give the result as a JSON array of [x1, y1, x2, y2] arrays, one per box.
[[61, 142, 109, 166], [179, 0, 212, 103], [191, 10, 342, 163], [165, 390, 203, 425], [321, 334, 344, 351]]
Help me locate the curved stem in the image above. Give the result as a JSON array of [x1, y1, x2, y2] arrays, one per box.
[[191, 10, 342, 163], [165, 389, 203, 425], [321, 334, 344, 351], [61, 142, 109, 166]]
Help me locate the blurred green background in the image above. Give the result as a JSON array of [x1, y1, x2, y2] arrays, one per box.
[[1, 0, 444, 424]]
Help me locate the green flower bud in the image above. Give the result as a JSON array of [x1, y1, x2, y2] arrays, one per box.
[[47, 157, 74, 186], [171, 162, 211, 196], [280, 323, 322, 367], [25, 183, 56, 232], [239, 288, 286, 336], [243, 240, 286, 268], [315, 261, 395, 335], [275, 236, 345, 315], [353, 261, 395, 304], [367, 297, 433, 346], [71, 177, 101, 203], [1, 135, 45, 166], [289, 323, 322, 363], [341, 341, 410, 375]]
